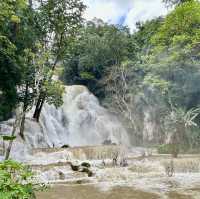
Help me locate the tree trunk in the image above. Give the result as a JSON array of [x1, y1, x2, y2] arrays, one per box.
[[5, 116, 19, 160], [33, 95, 46, 122], [19, 113, 25, 140], [32, 33, 62, 122], [29, 0, 33, 8], [2, 141, 5, 156], [33, 54, 59, 122], [5, 140, 13, 160], [19, 83, 29, 139]]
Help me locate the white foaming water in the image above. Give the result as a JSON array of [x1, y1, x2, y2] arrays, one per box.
[[36, 85, 129, 147], [0, 85, 129, 160], [29, 146, 200, 198]]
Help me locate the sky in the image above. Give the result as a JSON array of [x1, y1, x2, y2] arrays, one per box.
[[83, 0, 170, 31]]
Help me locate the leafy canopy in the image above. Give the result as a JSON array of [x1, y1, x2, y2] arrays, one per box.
[[0, 160, 44, 199]]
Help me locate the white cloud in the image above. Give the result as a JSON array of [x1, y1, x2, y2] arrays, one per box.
[[83, 0, 170, 31], [124, 0, 170, 31], [83, 0, 132, 24]]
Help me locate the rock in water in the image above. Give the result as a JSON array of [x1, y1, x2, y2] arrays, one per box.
[[69, 162, 80, 171], [81, 162, 91, 168]]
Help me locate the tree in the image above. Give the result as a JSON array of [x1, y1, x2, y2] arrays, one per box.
[[0, 0, 28, 121], [151, 0, 200, 63], [104, 61, 147, 144], [148, 0, 200, 108], [17, 49, 37, 139], [165, 107, 200, 157], [0, 0, 71, 140], [0, 37, 20, 121], [133, 17, 163, 58], [32, 0, 85, 122], [63, 21, 133, 98], [0, 0, 42, 124], [4, 111, 21, 160], [104, 62, 138, 129], [163, 0, 193, 7]]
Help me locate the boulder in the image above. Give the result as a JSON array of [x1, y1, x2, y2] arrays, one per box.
[[81, 162, 91, 168]]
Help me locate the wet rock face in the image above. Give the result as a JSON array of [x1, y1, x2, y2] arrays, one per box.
[[120, 87, 167, 145]]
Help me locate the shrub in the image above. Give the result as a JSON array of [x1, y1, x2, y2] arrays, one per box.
[[157, 144, 179, 157], [0, 160, 44, 199]]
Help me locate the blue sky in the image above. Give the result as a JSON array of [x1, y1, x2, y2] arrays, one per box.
[[83, 0, 170, 31]]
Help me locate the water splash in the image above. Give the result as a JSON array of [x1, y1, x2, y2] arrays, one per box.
[[0, 85, 130, 160], [35, 85, 130, 147]]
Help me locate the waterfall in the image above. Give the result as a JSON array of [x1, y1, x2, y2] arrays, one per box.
[[37, 85, 130, 147], [0, 85, 130, 160]]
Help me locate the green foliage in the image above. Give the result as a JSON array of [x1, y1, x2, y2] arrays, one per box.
[[163, 107, 200, 156], [163, 0, 194, 7], [1, 135, 16, 141], [0, 0, 27, 24], [166, 107, 200, 128], [133, 18, 163, 57], [0, 0, 85, 121], [0, 36, 20, 120], [0, 160, 44, 199], [157, 144, 179, 154], [63, 21, 133, 97], [0, 0, 200, 150], [32, 0, 86, 121], [151, 0, 200, 62], [143, 74, 170, 94], [37, 0, 86, 62], [102, 0, 200, 147], [145, 1, 200, 110], [45, 80, 65, 108], [0, 0, 43, 121]]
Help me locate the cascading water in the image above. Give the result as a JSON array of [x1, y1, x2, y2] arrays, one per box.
[[28, 85, 129, 147], [0, 85, 130, 160]]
